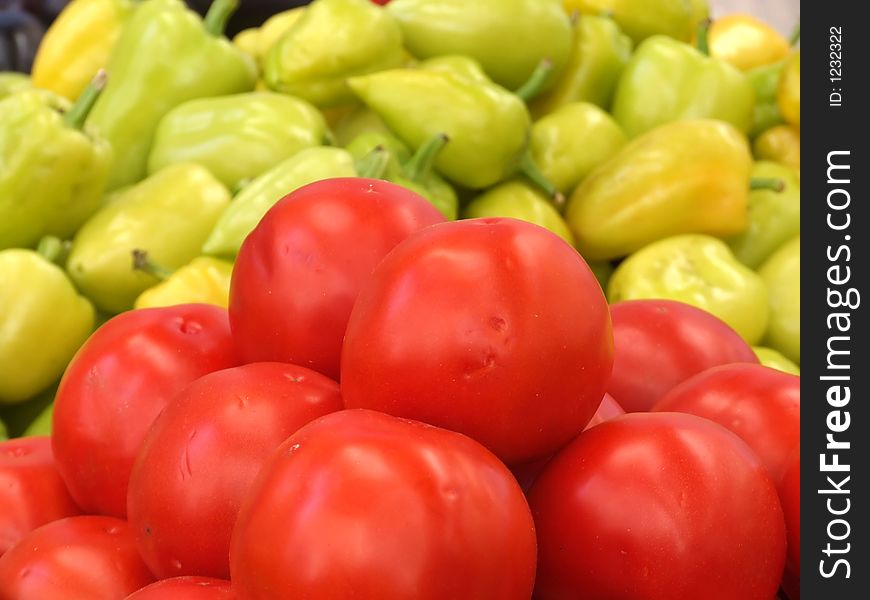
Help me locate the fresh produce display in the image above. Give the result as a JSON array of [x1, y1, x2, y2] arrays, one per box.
[[0, 0, 802, 598]]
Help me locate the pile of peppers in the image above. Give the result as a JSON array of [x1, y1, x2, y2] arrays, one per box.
[[1, 0, 800, 436]]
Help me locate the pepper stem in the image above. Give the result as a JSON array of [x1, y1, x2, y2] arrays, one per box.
[[789, 24, 800, 46], [355, 146, 391, 179], [63, 70, 107, 129], [749, 177, 785, 192], [696, 18, 712, 56], [36, 236, 70, 266], [515, 59, 554, 103], [519, 151, 565, 209], [204, 0, 239, 37], [132, 249, 174, 281], [404, 133, 449, 183]]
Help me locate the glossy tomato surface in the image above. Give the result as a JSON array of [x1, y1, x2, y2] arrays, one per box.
[[528, 412, 786, 600], [0, 436, 81, 557], [124, 577, 235, 599], [653, 363, 800, 483], [608, 299, 758, 412], [52, 304, 239, 517], [229, 177, 444, 380], [341, 217, 613, 465], [0, 515, 155, 600], [128, 362, 343, 580], [230, 409, 537, 600]]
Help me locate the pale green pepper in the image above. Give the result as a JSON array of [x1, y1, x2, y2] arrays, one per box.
[[759, 236, 800, 364], [608, 234, 769, 344], [753, 346, 800, 375], [67, 163, 231, 314], [147, 92, 329, 190]]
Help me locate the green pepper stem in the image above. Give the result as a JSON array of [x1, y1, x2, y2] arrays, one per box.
[[696, 18, 712, 56], [63, 70, 107, 129], [750, 177, 785, 192], [132, 249, 173, 281], [355, 146, 391, 179], [519, 151, 565, 209], [36, 236, 70, 266], [514, 59, 554, 103], [204, 0, 240, 37], [789, 24, 800, 46], [404, 133, 449, 183]]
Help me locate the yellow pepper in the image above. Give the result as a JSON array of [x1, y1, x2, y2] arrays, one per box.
[[31, 0, 134, 101], [133, 255, 233, 309], [233, 27, 261, 59], [707, 13, 790, 71], [777, 51, 800, 128], [257, 8, 306, 65], [753, 124, 800, 173]]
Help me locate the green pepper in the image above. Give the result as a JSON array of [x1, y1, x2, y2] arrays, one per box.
[[202, 147, 358, 258], [611, 33, 755, 138], [727, 161, 799, 269], [563, 0, 704, 44], [147, 92, 329, 190], [0, 417, 6, 440], [0, 74, 111, 250], [348, 56, 552, 193], [759, 236, 800, 364], [0, 385, 56, 439], [264, 0, 405, 108], [0, 242, 95, 405], [531, 15, 633, 116], [0, 72, 32, 99], [66, 163, 231, 314], [753, 124, 800, 173], [530, 102, 626, 195], [332, 105, 396, 147], [607, 234, 769, 344], [747, 61, 784, 138], [386, 0, 572, 91], [565, 119, 752, 261], [752, 346, 800, 375], [86, 0, 257, 191], [462, 180, 574, 246]]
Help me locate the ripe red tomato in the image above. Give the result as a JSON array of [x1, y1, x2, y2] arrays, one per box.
[[124, 577, 235, 600], [528, 412, 787, 600], [127, 362, 343, 580], [0, 436, 81, 557], [230, 409, 537, 600], [229, 178, 444, 380], [779, 448, 800, 600], [341, 217, 613, 465], [608, 300, 758, 412], [653, 363, 800, 483], [52, 304, 239, 517], [0, 515, 155, 600]]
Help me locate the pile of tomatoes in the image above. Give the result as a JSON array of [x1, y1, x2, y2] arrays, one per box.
[[1, 178, 799, 599]]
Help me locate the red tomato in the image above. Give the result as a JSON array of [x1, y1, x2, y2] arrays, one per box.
[[230, 409, 537, 600], [229, 178, 444, 380], [779, 448, 800, 600], [127, 363, 343, 580], [653, 363, 800, 483], [528, 412, 787, 600], [0, 515, 155, 600], [52, 304, 239, 517], [608, 300, 758, 412], [124, 577, 235, 600], [341, 217, 613, 465], [0, 436, 81, 557]]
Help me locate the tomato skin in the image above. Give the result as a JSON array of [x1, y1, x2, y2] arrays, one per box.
[[653, 363, 800, 483], [779, 448, 800, 600], [230, 409, 537, 600], [0, 515, 155, 600], [341, 217, 613, 465], [124, 577, 235, 599], [52, 304, 239, 518], [528, 412, 786, 600], [229, 178, 444, 380], [0, 436, 81, 557], [127, 362, 343, 580], [608, 299, 758, 412]]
